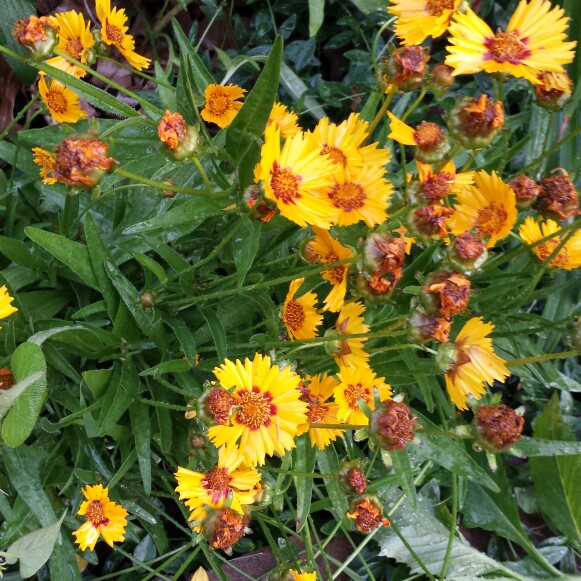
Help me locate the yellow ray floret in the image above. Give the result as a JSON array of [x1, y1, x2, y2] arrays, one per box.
[[282, 277, 323, 340], [38, 76, 86, 124], [201, 83, 246, 128]]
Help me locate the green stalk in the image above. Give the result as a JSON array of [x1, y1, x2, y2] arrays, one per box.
[[439, 474, 458, 580], [401, 87, 427, 122], [507, 349, 579, 367], [0, 93, 40, 140], [367, 84, 398, 136]]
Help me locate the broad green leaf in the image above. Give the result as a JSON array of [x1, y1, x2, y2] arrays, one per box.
[[18, 290, 71, 321], [155, 61, 177, 111], [129, 402, 152, 495], [512, 435, 581, 456], [232, 216, 261, 285], [530, 394, 581, 549], [134, 252, 168, 283], [0, 0, 37, 83], [83, 368, 113, 400], [0, 371, 42, 421], [0, 236, 44, 269], [391, 448, 417, 509], [25, 227, 98, 288], [308, 0, 325, 36], [316, 446, 349, 527], [2, 343, 47, 447], [293, 434, 317, 532], [280, 63, 325, 120], [7, 512, 66, 578], [164, 315, 197, 366]]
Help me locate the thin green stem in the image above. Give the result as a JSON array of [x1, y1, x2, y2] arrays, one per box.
[[97, 54, 173, 89], [264, 467, 339, 479], [401, 87, 427, 122], [170, 546, 201, 581], [0, 92, 40, 140], [114, 546, 172, 581], [507, 350, 578, 367], [536, 111, 555, 179], [140, 545, 192, 581], [154, 0, 196, 33], [371, 17, 397, 76], [367, 84, 398, 136], [192, 156, 213, 191]]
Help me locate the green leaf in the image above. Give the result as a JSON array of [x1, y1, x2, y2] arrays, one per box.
[[0, 371, 42, 421], [512, 435, 581, 456], [25, 227, 98, 288], [391, 449, 417, 509], [2, 343, 47, 448], [0, 236, 44, 269], [316, 446, 349, 527], [293, 434, 317, 532], [280, 63, 325, 120], [134, 252, 168, 283], [129, 402, 152, 495], [155, 61, 177, 111], [308, 0, 325, 36], [530, 394, 581, 549], [140, 359, 193, 377], [98, 362, 140, 436], [199, 308, 227, 362], [7, 512, 66, 578], [164, 315, 197, 366], [347, 0, 385, 13], [232, 217, 261, 285], [0, 0, 37, 83]]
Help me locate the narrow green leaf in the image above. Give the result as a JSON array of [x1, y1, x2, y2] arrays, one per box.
[[140, 359, 193, 377], [280, 63, 325, 120], [512, 435, 581, 456], [232, 216, 261, 285], [98, 362, 140, 436], [164, 315, 197, 365], [293, 434, 317, 532], [155, 61, 177, 111], [134, 252, 169, 283], [199, 308, 227, 361], [2, 343, 47, 448], [391, 448, 417, 508], [0, 236, 44, 269], [308, 0, 325, 36], [316, 446, 349, 527], [25, 227, 98, 288], [530, 394, 581, 549], [129, 402, 152, 495]]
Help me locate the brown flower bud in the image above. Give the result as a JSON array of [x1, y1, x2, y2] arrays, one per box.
[[409, 169, 453, 205], [536, 171, 579, 220], [243, 185, 277, 223], [346, 495, 390, 533], [356, 271, 402, 303], [202, 507, 249, 553], [139, 290, 156, 308], [0, 368, 15, 390], [381, 45, 430, 92], [362, 233, 406, 275], [535, 72, 573, 112], [448, 95, 504, 149], [158, 110, 200, 160], [473, 404, 524, 451], [446, 231, 488, 274], [338, 459, 367, 495], [407, 204, 453, 242], [407, 311, 452, 344], [370, 400, 417, 451], [197, 385, 237, 426], [509, 175, 541, 210], [13, 16, 56, 61], [430, 63, 455, 96], [53, 137, 114, 188], [420, 270, 471, 318], [189, 433, 206, 449], [413, 122, 451, 164]]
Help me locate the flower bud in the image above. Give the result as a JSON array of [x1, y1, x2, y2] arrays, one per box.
[[53, 137, 114, 188], [420, 270, 471, 318], [362, 232, 406, 275], [448, 95, 504, 149], [509, 175, 541, 210], [157, 110, 200, 160], [196, 384, 237, 426], [139, 290, 156, 308], [473, 404, 524, 452], [13, 16, 56, 61], [242, 184, 277, 223], [535, 72, 573, 112], [408, 169, 452, 205], [406, 205, 453, 242], [346, 495, 390, 533], [445, 231, 488, 274], [189, 433, 206, 450], [412, 122, 451, 164], [369, 400, 417, 451], [338, 459, 367, 495], [0, 368, 15, 390], [430, 63, 455, 97], [380, 45, 429, 93], [407, 311, 451, 344], [435, 342, 457, 374], [253, 480, 273, 509], [356, 270, 402, 303], [536, 171, 579, 220], [202, 507, 250, 553]]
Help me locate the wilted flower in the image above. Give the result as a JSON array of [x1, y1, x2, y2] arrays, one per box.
[[157, 110, 200, 160], [446, 231, 488, 274], [509, 175, 542, 210], [448, 95, 504, 149], [346, 495, 390, 533], [338, 459, 367, 495], [420, 270, 471, 318], [536, 171, 579, 220], [197, 385, 237, 426], [380, 45, 430, 92], [473, 404, 524, 451], [0, 368, 15, 390], [407, 204, 454, 242], [535, 72, 573, 111], [13, 15, 56, 60], [362, 232, 406, 275], [407, 311, 452, 344], [369, 400, 417, 450], [202, 507, 250, 553]]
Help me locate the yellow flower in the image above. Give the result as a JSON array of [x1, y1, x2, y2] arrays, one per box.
[[445, 0, 577, 84], [255, 124, 336, 229], [448, 170, 517, 248], [207, 354, 308, 466], [38, 76, 86, 124], [96, 0, 151, 70], [32, 147, 57, 185], [328, 164, 393, 228], [72, 484, 128, 551], [334, 366, 392, 426], [442, 317, 510, 410], [282, 277, 323, 340], [296, 373, 345, 449], [306, 227, 353, 312], [267, 102, 300, 138], [290, 571, 317, 581], [0, 286, 17, 325], [201, 83, 246, 128], [388, 0, 462, 45], [46, 10, 94, 78], [175, 443, 261, 523], [332, 301, 370, 369], [519, 216, 581, 270]]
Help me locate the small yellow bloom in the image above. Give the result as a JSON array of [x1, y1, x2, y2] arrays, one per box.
[[96, 0, 151, 70], [332, 301, 370, 369], [38, 76, 86, 124], [448, 170, 517, 248], [72, 484, 128, 551], [445, 0, 577, 84], [0, 286, 18, 325], [519, 216, 581, 271], [201, 83, 246, 128], [267, 102, 300, 138], [282, 278, 323, 340], [290, 571, 317, 581], [32, 147, 57, 185], [335, 366, 392, 426], [190, 567, 210, 581], [441, 318, 510, 410]]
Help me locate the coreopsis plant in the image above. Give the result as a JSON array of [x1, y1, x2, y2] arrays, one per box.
[[0, 0, 580, 578]]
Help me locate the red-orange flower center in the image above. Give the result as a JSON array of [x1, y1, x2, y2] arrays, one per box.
[[475, 202, 508, 236], [66, 37, 84, 60], [414, 122, 444, 149], [202, 467, 232, 504], [207, 92, 232, 116], [86, 500, 109, 527], [537, 239, 568, 268], [328, 181, 366, 211], [236, 387, 276, 430], [46, 88, 68, 114], [270, 163, 302, 204], [425, 0, 455, 17], [105, 20, 124, 44], [344, 382, 370, 411], [321, 144, 347, 166], [284, 299, 305, 331], [484, 30, 531, 64]]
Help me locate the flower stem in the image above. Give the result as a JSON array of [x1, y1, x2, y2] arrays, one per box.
[[191, 156, 213, 191], [263, 467, 339, 479], [0, 92, 40, 141], [367, 84, 398, 136], [401, 86, 427, 122], [507, 350, 579, 367]]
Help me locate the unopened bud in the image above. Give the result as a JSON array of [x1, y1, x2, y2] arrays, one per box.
[[430, 63, 455, 97], [139, 290, 156, 308], [189, 433, 206, 449], [369, 400, 416, 451], [448, 95, 504, 149], [446, 231, 488, 274], [509, 175, 541, 210], [407, 311, 451, 344], [473, 404, 524, 452]]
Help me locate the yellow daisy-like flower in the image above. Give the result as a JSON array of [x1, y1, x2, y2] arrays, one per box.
[[175, 443, 261, 523], [519, 216, 581, 271], [200, 83, 246, 128], [306, 227, 353, 312], [388, 0, 462, 45], [46, 10, 94, 78], [296, 373, 345, 449], [38, 76, 86, 124], [255, 124, 336, 229], [387, 111, 446, 149], [207, 354, 308, 466], [328, 164, 393, 228], [0, 286, 18, 325], [96, 0, 151, 70], [448, 170, 517, 248], [445, 0, 577, 85], [32, 147, 57, 185], [332, 301, 370, 369], [442, 317, 510, 410], [282, 277, 323, 340], [72, 484, 128, 551], [416, 161, 474, 202], [334, 366, 392, 426], [290, 571, 317, 581], [267, 102, 300, 138]]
